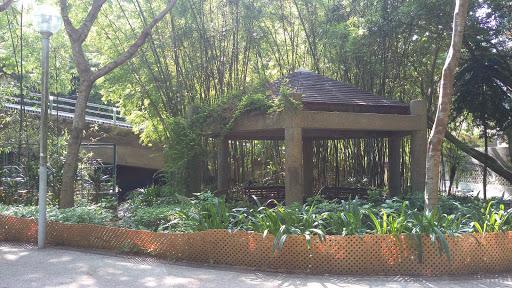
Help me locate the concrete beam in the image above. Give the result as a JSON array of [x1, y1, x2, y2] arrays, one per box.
[[300, 111, 425, 131], [229, 110, 426, 136]]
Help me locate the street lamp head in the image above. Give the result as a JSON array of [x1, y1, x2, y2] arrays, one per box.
[[32, 5, 62, 35]]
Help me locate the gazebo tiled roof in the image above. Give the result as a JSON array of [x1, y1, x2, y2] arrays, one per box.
[[271, 68, 410, 115]]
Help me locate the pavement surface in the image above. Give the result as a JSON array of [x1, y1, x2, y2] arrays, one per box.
[[1, 241, 512, 288]]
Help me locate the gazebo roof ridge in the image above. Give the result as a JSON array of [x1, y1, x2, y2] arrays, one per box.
[[272, 69, 410, 115]]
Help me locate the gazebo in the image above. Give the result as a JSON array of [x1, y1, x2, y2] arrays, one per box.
[[217, 68, 427, 204]]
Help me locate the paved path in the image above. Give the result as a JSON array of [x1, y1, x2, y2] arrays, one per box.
[[1, 241, 512, 288]]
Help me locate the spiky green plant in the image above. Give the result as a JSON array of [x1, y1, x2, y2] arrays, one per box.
[[409, 207, 474, 263], [472, 202, 512, 235], [322, 197, 369, 236], [248, 202, 325, 254], [178, 197, 243, 232], [366, 201, 411, 236]]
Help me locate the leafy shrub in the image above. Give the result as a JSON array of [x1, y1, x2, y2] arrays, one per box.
[[5, 193, 512, 264], [367, 201, 411, 236], [367, 186, 387, 203], [50, 205, 114, 225], [322, 198, 369, 236], [408, 208, 473, 263], [0, 203, 114, 225], [472, 201, 512, 234], [128, 185, 178, 207], [247, 202, 325, 253], [177, 197, 245, 232], [438, 194, 486, 215], [125, 206, 176, 231], [305, 196, 345, 214]]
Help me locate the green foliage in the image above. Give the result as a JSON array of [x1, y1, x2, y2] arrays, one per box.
[[0, 108, 70, 206], [161, 117, 203, 195], [367, 201, 410, 236], [222, 93, 273, 137], [177, 196, 245, 232], [125, 206, 174, 232], [367, 187, 387, 203], [159, 90, 276, 195], [322, 198, 369, 236], [306, 196, 345, 214], [0, 203, 114, 225], [122, 185, 194, 231], [6, 193, 512, 264], [453, 41, 512, 133], [128, 185, 179, 207], [269, 80, 303, 114], [438, 194, 486, 216], [408, 208, 472, 264], [248, 202, 325, 253], [472, 201, 512, 235]]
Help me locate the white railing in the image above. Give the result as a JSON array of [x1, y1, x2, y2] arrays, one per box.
[[2, 93, 132, 129]]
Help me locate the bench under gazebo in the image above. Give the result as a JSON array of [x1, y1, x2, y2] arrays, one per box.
[[217, 68, 427, 205]]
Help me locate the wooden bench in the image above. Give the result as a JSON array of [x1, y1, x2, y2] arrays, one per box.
[[244, 186, 285, 205], [244, 185, 368, 205], [317, 186, 368, 201]]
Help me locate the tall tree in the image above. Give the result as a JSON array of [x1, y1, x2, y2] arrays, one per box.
[[425, 0, 469, 211], [452, 39, 512, 199], [58, 0, 178, 208]]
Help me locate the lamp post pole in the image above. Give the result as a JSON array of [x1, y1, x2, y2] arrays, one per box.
[[33, 5, 61, 249], [38, 31, 52, 249]]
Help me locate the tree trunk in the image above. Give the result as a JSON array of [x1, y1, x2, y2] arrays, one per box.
[[447, 165, 456, 196], [60, 81, 93, 208], [59, 0, 178, 208], [425, 0, 469, 211]]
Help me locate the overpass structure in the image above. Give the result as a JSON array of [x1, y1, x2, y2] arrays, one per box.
[[2, 94, 164, 194], [3, 93, 132, 128]]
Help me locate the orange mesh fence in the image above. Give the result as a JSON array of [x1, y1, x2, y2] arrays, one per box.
[[1, 215, 512, 275]]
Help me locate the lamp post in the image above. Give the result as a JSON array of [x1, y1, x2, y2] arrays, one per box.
[[32, 5, 62, 249]]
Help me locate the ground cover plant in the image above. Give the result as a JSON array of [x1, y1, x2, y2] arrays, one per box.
[[0, 202, 115, 225], [2, 187, 512, 263]]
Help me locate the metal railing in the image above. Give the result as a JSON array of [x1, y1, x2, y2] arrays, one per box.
[[2, 93, 132, 129]]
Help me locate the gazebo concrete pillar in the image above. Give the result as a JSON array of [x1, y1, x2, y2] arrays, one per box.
[[303, 138, 314, 199], [285, 127, 303, 205], [410, 100, 427, 194], [388, 136, 401, 197], [217, 138, 230, 193]]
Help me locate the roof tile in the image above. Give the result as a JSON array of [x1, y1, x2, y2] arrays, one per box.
[[271, 69, 410, 115]]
